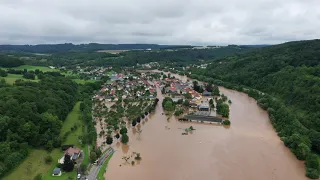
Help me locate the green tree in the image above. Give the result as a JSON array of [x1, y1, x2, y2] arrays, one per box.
[[183, 100, 190, 107], [115, 133, 120, 140], [23, 72, 36, 80], [206, 83, 213, 92], [120, 127, 128, 135], [223, 120, 231, 125], [62, 154, 74, 172], [33, 173, 42, 180], [294, 143, 310, 160], [80, 102, 85, 112], [0, 69, 7, 77], [113, 124, 119, 131], [164, 101, 175, 111], [132, 120, 137, 127], [44, 155, 53, 164], [45, 141, 53, 151], [80, 164, 87, 174], [35, 69, 40, 75], [209, 99, 214, 105], [305, 154, 320, 170], [135, 153, 141, 160], [310, 130, 320, 152], [213, 86, 220, 96], [121, 133, 129, 144], [90, 152, 97, 163], [306, 168, 319, 179], [184, 93, 192, 99], [106, 136, 113, 145]]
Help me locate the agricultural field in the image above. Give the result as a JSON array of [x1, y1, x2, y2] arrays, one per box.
[[96, 49, 129, 54], [3, 149, 61, 180], [1, 73, 39, 84], [2, 65, 59, 72]]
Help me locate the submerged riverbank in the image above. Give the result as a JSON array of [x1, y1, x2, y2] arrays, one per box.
[[103, 71, 307, 180]]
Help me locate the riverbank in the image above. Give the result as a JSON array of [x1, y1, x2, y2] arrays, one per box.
[[97, 152, 114, 180], [104, 71, 308, 180]]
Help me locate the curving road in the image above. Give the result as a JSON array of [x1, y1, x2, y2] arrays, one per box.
[[83, 147, 114, 180]]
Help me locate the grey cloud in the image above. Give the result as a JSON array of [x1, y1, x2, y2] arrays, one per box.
[[0, 0, 320, 45]]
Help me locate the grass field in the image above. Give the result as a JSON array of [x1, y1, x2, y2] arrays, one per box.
[[5, 65, 59, 72], [60, 102, 83, 146], [4, 102, 89, 180], [97, 153, 114, 180], [72, 79, 97, 84], [42, 101, 85, 180], [3, 149, 61, 180], [1, 74, 39, 84], [96, 49, 129, 54]]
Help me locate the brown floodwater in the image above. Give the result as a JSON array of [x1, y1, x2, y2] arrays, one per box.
[[104, 71, 308, 180]]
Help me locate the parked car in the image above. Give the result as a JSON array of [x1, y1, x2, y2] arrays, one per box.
[[77, 174, 81, 179]]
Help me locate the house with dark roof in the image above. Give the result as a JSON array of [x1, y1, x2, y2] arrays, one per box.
[[52, 168, 62, 176], [165, 87, 178, 94], [58, 147, 81, 164], [199, 104, 210, 111], [203, 91, 212, 96]]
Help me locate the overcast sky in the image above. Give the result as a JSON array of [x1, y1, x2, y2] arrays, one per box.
[[0, 0, 319, 45]]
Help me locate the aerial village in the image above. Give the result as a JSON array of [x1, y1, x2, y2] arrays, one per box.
[[48, 68, 231, 179], [92, 70, 158, 149], [92, 69, 231, 143]]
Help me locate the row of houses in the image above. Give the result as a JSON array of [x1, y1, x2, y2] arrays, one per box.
[[93, 73, 157, 102]]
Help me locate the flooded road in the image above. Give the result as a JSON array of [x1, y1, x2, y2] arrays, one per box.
[[105, 72, 308, 180]]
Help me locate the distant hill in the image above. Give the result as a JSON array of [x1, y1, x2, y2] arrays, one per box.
[[0, 43, 189, 53], [0, 43, 268, 54], [195, 39, 320, 130]]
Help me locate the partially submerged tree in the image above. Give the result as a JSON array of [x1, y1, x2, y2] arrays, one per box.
[[121, 133, 129, 144], [120, 127, 128, 135], [135, 153, 142, 160], [106, 136, 113, 145]]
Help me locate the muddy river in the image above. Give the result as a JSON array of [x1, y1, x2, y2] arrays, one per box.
[[105, 72, 308, 180]]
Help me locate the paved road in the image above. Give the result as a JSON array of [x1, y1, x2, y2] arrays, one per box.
[[77, 150, 85, 172], [83, 147, 114, 180]]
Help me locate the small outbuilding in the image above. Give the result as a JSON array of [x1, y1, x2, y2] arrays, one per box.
[[203, 91, 212, 96], [52, 168, 62, 176], [199, 105, 210, 111]]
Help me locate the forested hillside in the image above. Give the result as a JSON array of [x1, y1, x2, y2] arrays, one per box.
[[0, 43, 190, 53], [0, 76, 78, 177], [189, 39, 320, 178], [0, 54, 24, 67], [4, 45, 253, 68]]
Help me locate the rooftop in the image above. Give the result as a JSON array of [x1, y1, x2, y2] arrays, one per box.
[[53, 168, 61, 175], [65, 147, 81, 156]]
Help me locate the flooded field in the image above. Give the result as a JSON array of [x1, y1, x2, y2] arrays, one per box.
[[105, 72, 308, 180]]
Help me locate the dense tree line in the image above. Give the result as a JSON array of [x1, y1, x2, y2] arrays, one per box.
[[162, 97, 175, 111], [0, 43, 187, 53], [0, 54, 24, 67], [188, 39, 320, 179], [78, 81, 102, 146], [8, 46, 253, 68], [99, 46, 251, 67], [0, 76, 78, 177], [0, 69, 7, 77], [216, 99, 230, 118]]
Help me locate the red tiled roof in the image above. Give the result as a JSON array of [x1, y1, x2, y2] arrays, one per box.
[[65, 147, 81, 156], [170, 87, 177, 91]]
